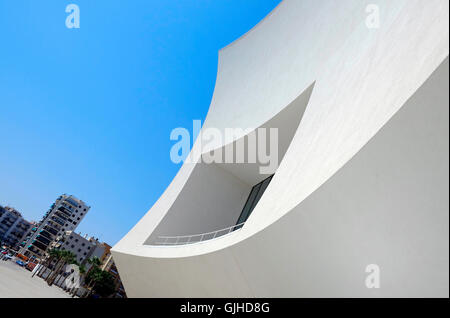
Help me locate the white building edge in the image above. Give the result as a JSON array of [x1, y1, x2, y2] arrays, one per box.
[[112, 0, 449, 297]]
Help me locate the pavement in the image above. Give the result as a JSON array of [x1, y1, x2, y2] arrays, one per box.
[[0, 259, 70, 298]]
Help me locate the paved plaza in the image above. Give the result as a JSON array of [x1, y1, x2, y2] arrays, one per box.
[[0, 260, 69, 298]]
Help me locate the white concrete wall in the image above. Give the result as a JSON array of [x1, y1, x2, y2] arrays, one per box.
[[147, 162, 251, 243], [114, 58, 448, 297]]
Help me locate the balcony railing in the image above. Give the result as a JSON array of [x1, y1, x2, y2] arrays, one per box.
[[154, 222, 245, 246]]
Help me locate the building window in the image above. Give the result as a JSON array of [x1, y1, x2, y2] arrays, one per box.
[[236, 175, 274, 225]]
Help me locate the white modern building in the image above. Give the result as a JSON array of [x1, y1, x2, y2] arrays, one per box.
[[112, 0, 449, 297], [21, 194, 90, 259]]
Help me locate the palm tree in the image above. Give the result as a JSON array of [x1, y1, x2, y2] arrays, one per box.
[[47, 250, 76, 286], [37, 249, 60, 278], [44, 249, 65, 283], [82, 267, 115, 298], [57, 251, 77, 286], [81, 256, 102, 297], [87, 256, 101, 273], [90, 270, 116, 298], [45, 250, 66, 285], [33, 252, 49, 278]]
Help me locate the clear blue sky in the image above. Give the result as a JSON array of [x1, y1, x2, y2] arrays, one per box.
[[0, 0, 281, 245]]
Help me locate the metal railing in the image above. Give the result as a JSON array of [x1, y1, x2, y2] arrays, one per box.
[[154, 222, 245, 246]]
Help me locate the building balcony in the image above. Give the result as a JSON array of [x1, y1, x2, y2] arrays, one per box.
[[49, 217, 64, 227], [146, 84, 313, 246]]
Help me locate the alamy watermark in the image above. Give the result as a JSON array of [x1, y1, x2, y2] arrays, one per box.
[[170, 120, 279, 174], [365, 4, 380, 29], [63, 263, 81, 289], [65, 4, 80, 29], [365, 264, 380, 288]]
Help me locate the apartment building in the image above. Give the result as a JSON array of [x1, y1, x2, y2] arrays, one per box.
[[21, 194, 90, 260], [0, 206, 32, 249], [54, 231, 106, 269], [53, 234, 126, 297]]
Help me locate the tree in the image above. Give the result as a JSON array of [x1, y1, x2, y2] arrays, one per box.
[[47, 250, 77, 286], [84, 268, 116, 298], [57, 258, 79, 288], [78, 256, 102, 297], [37, 249, 60, 278], [87, 256, 101, 272], [92, 270, 116, 297], [46, 250, 67, 285], [33, 250, 50, 278]]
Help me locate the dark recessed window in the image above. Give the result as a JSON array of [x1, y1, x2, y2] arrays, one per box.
[[236, 175, 274, 226]]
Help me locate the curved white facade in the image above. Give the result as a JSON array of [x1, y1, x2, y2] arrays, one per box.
[[112, 0, 449, 297]]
